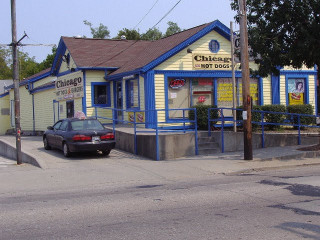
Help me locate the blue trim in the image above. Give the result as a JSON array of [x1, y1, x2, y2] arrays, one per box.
[[82, 70, 87, 115], [56, 69, 80, 77], [30, 84, 55, 94], [91, 82, 111, 107], [154, 70, 243, 78], [145, 71, 156, 128], [271, 74, 280, 104], [259, 77, 264, 105], [214, 78, 217, 105], [106, 70, 141, 81], [0, 92, 9, 98], [280, 70, 317, 75], [28, 71, 51, 83], [78, 67, 118, 71], [51, 38, 67, 75], [142, 20, 231, 73]]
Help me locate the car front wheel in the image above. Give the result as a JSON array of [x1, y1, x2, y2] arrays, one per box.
[[43, 137, 51, 150], [63, 142, 71, 157]]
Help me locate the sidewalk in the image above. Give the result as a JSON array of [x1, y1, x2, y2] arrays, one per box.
[[0, 135, 320, 175]]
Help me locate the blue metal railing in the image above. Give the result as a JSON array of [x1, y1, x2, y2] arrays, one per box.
[[208, 107, 319, 153], [87, 106, 198, 160]]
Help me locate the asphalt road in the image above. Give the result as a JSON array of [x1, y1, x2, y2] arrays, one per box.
[[1, 165, 320, 240]]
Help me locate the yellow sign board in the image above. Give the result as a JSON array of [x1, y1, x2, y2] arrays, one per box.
[[192, 54, 232, 70]]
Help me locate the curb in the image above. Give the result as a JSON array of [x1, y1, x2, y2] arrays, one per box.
[[0, 139, 46, 169]]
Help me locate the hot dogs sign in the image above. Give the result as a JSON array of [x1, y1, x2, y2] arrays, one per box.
[[288, 79, 304, 105], [55, 71, 84, 101]]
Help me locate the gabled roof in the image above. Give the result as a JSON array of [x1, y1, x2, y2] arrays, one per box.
[[53, 20, 231, 78]]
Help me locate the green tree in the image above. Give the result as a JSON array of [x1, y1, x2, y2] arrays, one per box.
[[18, 51, 40, 80], [83, 20, 110, 39], [114, 28, 141, 40], [0, 47, 12, 79], [231, 0, 320, 77], [164, 21, 181, 37], [141, 27, 163, 40], [38, 46, 57, 70]]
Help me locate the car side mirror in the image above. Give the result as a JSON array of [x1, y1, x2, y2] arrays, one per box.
[[47, 126, 54, 130]]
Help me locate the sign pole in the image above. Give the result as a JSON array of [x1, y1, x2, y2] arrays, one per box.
[[239, 0, 253, 160], [230, 21, 237, 133]]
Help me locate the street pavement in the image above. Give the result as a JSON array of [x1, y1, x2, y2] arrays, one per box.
[[1, 135, 320, 175]]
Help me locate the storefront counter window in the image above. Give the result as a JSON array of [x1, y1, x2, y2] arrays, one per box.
[[126, 79, 139, 109], [91, 82, 110, 107]]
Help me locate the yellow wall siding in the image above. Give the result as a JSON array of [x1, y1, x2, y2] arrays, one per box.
[[154, 74, 166, 123], [34, 89, 56, 131], [283, 65, 314, 71], [155, 30, 232, 71], [139, 76, 145, 111], [33, 76, 56, 88], [0, 95, 11, 134], [262, 76, 272, 105], [19, 86, 33, 131], [308, 75, 316, 113], [59, 50, 77, 74], [279, 75, 286, 105]]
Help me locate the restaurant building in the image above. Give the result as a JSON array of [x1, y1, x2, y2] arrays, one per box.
[[0, 20, 317, 135]]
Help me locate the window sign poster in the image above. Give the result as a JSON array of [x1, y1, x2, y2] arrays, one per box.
[[288, 79, 304, 105]]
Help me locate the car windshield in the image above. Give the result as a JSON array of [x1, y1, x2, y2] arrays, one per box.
[[71, 119, 105, 131]]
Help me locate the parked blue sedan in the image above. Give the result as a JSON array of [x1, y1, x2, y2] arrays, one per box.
[[43, 118, 115, 157]]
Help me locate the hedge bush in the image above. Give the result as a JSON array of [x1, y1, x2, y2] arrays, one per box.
[[261, 105, 286, 130], [286, 104, 314, 127], [189, 105, 218, 130]]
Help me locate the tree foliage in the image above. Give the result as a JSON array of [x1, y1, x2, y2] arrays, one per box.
[[38, 46, 57, 70], [114, 28, 141, 40], [164, 21, 181, 37], [0, 47, 12, 79], [84, 20, 110, 39], [231, 0, 320, 77], [141, 27, 163, 40]]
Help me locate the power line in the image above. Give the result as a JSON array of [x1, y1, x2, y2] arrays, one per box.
[[151, 0, 183, 29], [134, 0, 159, 30]]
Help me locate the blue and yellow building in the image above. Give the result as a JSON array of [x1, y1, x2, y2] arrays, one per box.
[[0, 20, 317, 134]]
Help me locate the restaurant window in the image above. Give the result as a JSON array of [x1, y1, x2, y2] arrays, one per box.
[[191, 78, 213, 106], [126, 79, 139, 109], [288, 78, 305, 105], [92, 82, 110, 107], [168, 78, 190, 118]]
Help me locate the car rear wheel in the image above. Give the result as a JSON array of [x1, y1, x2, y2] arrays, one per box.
[[101, 149, 111, 156], [63, 142, 71, 157], [43, 137, 51, 150]]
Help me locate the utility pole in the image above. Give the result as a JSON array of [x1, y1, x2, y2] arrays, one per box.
[[239, 0, 253, 160], [230, 21, 237, 133], [11, 0, 22, 165]]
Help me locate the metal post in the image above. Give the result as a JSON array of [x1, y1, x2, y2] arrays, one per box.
[[11, 0, 22, 165], [239, 0, 253, 160], [230, 21, 237, 133], [194, 108, 198, 155]]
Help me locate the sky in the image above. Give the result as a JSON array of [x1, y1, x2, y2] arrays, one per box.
[[1, 0, 237, 62]]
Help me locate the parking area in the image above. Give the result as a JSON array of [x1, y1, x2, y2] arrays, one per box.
[[0, 136, 149, 169]]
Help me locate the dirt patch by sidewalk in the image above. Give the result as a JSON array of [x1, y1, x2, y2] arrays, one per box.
[[298, 144, 320, 151]]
